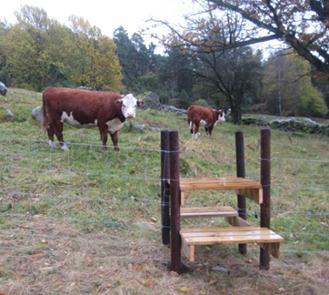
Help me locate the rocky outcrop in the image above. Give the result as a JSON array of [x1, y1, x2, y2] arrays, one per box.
[[32, 106, 42, 123], [141, 92, 187, 115], [242, 116, 329, 136], [0, 109, 14, 121]]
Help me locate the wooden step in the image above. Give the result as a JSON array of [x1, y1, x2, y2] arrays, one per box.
[[180, 177, 263, 204], [180, 226, 283, 262], [180, 206, 238, 217]]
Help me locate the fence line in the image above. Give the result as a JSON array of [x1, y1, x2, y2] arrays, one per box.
[[3, 140, 328, 166], [1, 138, 329, 164]]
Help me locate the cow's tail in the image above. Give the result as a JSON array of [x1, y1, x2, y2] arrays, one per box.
[[41, 91, 48, 130]]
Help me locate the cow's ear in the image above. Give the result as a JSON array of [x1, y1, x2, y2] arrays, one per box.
[[137, 100, 144, 108]]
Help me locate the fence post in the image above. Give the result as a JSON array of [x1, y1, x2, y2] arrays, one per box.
[[235, 130, 247, 255], [169, 130, 182, 273], [161, 130, 170, 245], [260, 128, 271, 270]]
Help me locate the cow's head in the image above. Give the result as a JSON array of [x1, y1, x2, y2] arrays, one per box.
[[216, 109, 226, 122], [119, 93, 138, 119]]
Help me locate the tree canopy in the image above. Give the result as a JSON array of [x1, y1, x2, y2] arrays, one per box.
[[206, 0, 329, 77], [0, 5, 122, 91]]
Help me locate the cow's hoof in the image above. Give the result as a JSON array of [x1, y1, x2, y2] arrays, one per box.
[[61, 143, 69, 151], [48, 140, 56, 149], [114, 146, 120, 152]]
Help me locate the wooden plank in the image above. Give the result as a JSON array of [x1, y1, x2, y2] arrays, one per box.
[[183, 234, 283, 246], [180, 177, 262, 192], [181, 226, 262, 233], [238, 188, 263, 204], [180, 206, 238, 217], [180, 176, 260, 185], [180, 227, 283, 246], [181, 191, 185, 206], [189, 245, 195, 262], [226, 216, 251, 227], [181, 228, 277, 238]]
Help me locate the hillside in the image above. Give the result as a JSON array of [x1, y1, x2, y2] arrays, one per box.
[[0, 89, 328, 294]]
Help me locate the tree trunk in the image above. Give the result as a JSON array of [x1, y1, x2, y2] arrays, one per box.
[[230, 95, 242, 124]]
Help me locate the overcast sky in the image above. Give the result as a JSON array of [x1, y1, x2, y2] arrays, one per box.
[[1, 0, 194, 49], [1, 0, 283, 57]]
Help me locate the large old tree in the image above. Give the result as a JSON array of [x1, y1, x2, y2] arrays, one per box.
[[207, 0, 329, 77], [153, 7, 263, 123]]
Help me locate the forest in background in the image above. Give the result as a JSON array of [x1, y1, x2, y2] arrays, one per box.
[[0, 5, 328, 122]]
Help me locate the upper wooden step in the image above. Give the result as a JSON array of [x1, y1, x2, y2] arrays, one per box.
[[180, 206, 238, 218], [180, 176, 261, 191], [180, 177, 263, 204]]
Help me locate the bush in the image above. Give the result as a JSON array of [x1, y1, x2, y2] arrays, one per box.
[[299, 84, 328, 117], [191, 99, 209, 107]]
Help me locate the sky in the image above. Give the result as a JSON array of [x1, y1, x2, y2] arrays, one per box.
[[0, 0, 283, 57], [0, 0, 194, 50]]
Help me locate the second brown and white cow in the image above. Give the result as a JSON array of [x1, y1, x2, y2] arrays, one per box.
[[187, 105, 225, 139], [42, 87, 142, 150]]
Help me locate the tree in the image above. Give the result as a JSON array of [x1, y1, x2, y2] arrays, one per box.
[[0, 21, 9, 83], [114, 27, 162, 93], [155, 9, 262, 123], [4, 6, 51, 90], [1, 6, 122, 91], [206, 0, 329, 77], [262, 50, 328, 117]]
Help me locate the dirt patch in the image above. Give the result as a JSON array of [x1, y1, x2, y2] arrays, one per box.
[[0, 215, 328, 295]]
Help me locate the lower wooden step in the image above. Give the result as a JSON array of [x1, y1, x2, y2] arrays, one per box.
[[180, 206, 238, 217], [180, 226, 283, 262]]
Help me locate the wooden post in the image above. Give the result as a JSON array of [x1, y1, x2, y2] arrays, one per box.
[[260, 128, 271, 270], [235, 130, 247, 255], [169, 130, 182, 273], [161, 130, 170, 245]]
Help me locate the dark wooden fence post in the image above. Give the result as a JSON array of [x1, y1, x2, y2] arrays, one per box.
[[169, 130, 182, 273], [260, 128, 271, 270], [161, 130, 170, 245], [235, 130, 247, 255]]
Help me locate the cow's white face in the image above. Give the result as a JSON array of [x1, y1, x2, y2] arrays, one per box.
[[120, 93, 137, 118], [217, 110, 226, 122]]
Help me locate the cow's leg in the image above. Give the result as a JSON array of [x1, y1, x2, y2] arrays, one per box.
[[207, 125, 214, 136], [192, 121, 200, 139], [98, 123, 108, 150], [110, 131, 120, 151], [53, 120, 68, 151], [46, 123, 56, 149]]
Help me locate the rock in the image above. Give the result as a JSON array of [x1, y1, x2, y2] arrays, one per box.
[[242, 116, 329, 136], [0, 108, 14, 121], [142, 92, 162, 110], [0, 81, 7, 96], [5, 109, 14, 120], [32, 106, 43, 123], [211, 265, 230, 274], [160, 104, 187, 115], [124, 122, 162, 132], [140, 92, 187, 115]]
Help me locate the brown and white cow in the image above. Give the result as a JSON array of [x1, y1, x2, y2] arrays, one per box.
[[187, 105, 225, 139], [42, 87, 141, 150]]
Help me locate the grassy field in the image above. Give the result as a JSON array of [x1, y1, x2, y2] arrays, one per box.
[[0, 88, 328, 294]]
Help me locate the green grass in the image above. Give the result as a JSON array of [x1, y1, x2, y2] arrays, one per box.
[[0, 88, 328, 294]]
